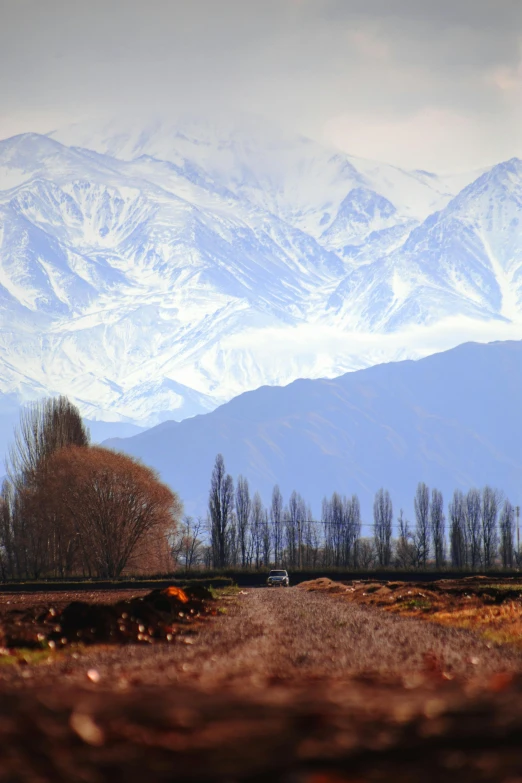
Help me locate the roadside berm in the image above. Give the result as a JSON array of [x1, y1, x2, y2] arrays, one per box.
[[0, 584, 215, 649], [297, 575, 522, 645]]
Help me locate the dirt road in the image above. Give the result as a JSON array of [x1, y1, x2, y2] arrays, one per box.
[[2, 588, 522, 781], [2, 587, 521, 690]]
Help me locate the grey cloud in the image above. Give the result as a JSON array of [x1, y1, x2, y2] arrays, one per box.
[[0, 0, 521, 169], [325, 0, 521, 33]]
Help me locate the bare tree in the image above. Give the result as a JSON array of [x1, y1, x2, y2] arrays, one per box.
[[346, 495, 361, 568], [414, 482, 430, 567], [321, 492, 361, 567], [465, 489, 482, 569], [358, 538, 376, 569], [208, 454, 234, 568], [1, 396, 89, 579], [287, 492, 298, 567], [7, 396, 89, 491], [395, 509, 416, 568], [430, 489, 446, 568], [270, 485, 284, 566], [330, 492, 345, 566], [481, 486, 500, 569], [449, 489, 467, 568], [250, 492, 264, 568], [172, 516, 204, 570], [303, 512, 321, 568], [0, 480, 15, 579], [227, 513, 240, 567], [321, 495, 334, 567], [373, 488, 393, 567], [235, 476, 251, 567], [499, 499, 515, 569], [286, 491, 306, 567], [262, 508, 271, 567]]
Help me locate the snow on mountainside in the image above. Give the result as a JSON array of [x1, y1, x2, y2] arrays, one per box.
[[52, 116, 456, 227], [0, 116, 521, 441]]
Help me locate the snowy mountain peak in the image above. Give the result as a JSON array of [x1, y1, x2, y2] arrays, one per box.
[[0, 117, 521, 434]]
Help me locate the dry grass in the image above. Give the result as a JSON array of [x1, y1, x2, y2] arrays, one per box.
[[431, 603, 522, 646], [298, 576, 522, 647]]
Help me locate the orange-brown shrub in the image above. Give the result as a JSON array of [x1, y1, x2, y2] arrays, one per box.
[[38, 446, 182, 577]]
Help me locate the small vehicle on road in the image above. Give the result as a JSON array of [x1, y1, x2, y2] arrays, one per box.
[[267, 569, 290, 587]]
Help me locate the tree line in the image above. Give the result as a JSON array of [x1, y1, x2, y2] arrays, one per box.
[[173, 454, 520, 571], [1, 415, 518, 578], [0, 397, 181, 579]]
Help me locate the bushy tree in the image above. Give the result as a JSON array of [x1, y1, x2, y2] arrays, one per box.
[[39, 446, 180, 577]]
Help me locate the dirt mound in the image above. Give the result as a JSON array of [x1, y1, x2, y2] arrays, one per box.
[[305, 577, 522, 646], [296, 578, 351, 593], [0, 586, 215, 649]]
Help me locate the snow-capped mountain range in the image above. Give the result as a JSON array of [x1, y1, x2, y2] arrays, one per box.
[[0, 115, 521, 432]]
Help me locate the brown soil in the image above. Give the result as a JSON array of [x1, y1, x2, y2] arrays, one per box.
[[0, 588, 153, 613], [2, 585, 522, 781]]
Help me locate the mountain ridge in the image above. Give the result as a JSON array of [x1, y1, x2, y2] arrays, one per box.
[[103, 339, 522, 522], [0, 118, 521, 435]]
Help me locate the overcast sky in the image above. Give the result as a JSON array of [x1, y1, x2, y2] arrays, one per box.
[[0, 0, 521, 171]]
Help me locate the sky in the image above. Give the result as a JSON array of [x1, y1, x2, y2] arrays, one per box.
[[0, 0, 521, 172]]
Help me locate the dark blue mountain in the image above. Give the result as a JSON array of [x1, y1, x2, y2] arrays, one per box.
[[103, 340, 522, 523]]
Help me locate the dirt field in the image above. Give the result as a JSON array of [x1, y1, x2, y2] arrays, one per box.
[[2, 584, 522, 781]]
